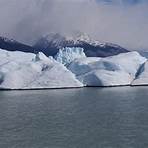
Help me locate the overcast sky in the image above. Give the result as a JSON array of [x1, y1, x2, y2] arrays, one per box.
[[0, 0, 148, 50]]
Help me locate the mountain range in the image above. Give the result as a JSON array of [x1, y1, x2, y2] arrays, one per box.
[[0, 36, 34, 53], [0, 33, 129, 57]]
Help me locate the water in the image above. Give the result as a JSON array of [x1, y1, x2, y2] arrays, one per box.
[[0, 87, 148, 148]]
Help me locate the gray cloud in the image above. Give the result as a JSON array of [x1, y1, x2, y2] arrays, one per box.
[[0, 0, 148, 50]]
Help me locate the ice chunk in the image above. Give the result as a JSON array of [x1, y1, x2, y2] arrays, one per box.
[[54, 47, 86, 65]]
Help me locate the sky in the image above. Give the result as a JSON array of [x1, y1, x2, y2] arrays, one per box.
[[0, 0, 148, 50]]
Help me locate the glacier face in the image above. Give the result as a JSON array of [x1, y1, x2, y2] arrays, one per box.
[[0, 48, 147, 89], [68, 52, 147, 87], [54, 47, 86, 65], [0, 49, 83, 89]]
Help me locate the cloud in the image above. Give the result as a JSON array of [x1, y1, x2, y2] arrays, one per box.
[[0, 0, 148, 50]]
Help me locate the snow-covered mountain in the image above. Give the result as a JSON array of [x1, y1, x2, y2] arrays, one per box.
[[34, 32, 129, 57], [0, 36, 34, 53]]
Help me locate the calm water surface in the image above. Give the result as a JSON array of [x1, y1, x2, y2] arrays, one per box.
[[0, 87, 148, 148]]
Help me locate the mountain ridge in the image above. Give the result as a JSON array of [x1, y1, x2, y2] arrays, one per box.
[[0, 36, 34, 53], [0, 33, 129, 57], [34, 33, 129, 57]]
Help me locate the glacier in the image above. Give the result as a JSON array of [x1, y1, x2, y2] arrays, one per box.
[[68, 52, 147, 87], [0, 48, 148, 89], [54, 47, 86, 65], [0, 49, 83, 89]]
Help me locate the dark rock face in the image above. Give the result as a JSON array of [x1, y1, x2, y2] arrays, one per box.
[[0, 36, 34, 53], [71, 41, 129, 57]]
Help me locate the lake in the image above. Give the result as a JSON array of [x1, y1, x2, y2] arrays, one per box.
[[0, 87, 148, 148]]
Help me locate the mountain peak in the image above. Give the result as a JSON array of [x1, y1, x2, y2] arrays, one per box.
[[68, 32, 91, 43], [34, 32, 129, 57]]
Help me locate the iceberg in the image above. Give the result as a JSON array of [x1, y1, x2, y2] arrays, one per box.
[[0, 49, 83, 89], [68, 52, 147, 87], [54, 47, 86, 65]]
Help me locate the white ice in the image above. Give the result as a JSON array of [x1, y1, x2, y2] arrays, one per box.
[[54, 47, 86, 65], [68, 51, 146, 86], [0, 49, 83, 89]]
